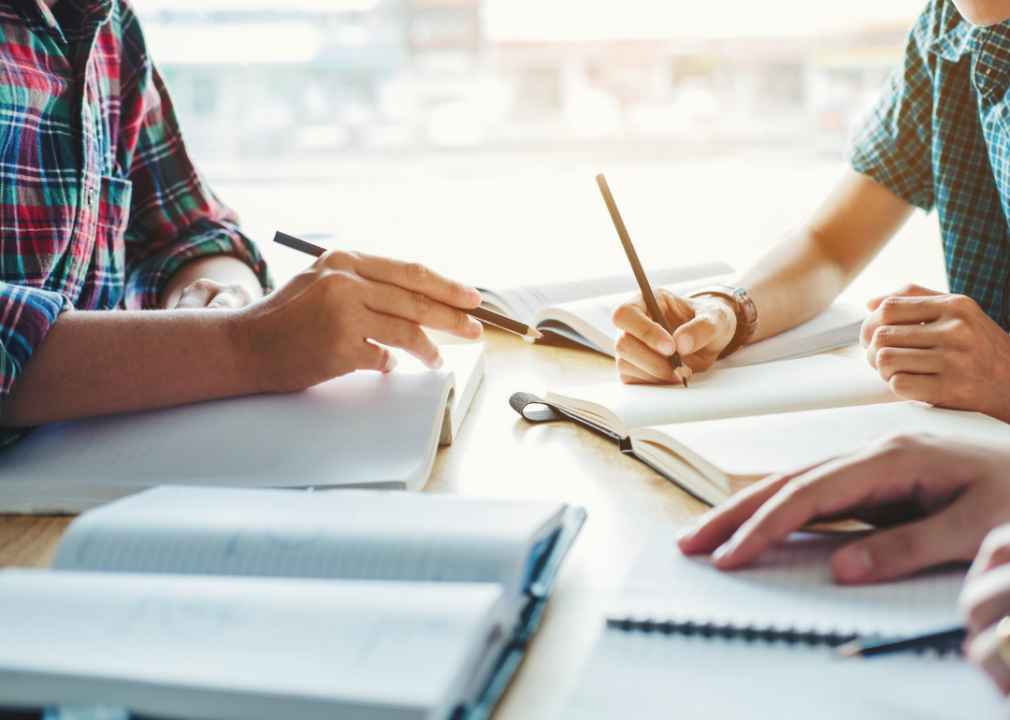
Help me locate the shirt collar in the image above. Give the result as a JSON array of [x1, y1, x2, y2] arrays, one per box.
[[931, 17, 980, 60]]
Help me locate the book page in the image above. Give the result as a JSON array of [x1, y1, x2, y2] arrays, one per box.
[[0, 569, 506, 720], [0, 346, 484, 514], [547, 355, 895, 436], [52, 486, 565, 620], [479, 262, 732, 325], [609, 527, 964, 638], [641, 402, 1010, 477], [561, 630, 1002, 720]]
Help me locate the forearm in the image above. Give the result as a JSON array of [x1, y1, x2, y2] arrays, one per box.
[[160, 255, 265, 309], [1, 309, 254, 427], [735, 168, 914, 342]]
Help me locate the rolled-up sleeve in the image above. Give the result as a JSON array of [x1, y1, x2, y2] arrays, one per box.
[[0, 284, 70, 448], [121, 60, 272, 309], [845, 5, 939, 212]]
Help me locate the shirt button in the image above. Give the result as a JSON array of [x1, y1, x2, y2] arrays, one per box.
[[87, 188, 97, 207], [986, 68, 992, 75]]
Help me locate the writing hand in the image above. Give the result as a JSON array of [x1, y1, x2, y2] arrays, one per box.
[[233, 250, 483, 392], [861, 284, 1010, 421], [676, 434, 1010, 584], [612, 290, 735, 384], [961, 526, 1010, 694]]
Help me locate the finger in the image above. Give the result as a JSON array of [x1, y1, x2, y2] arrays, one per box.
[[358, 311, 443, 369], [673, 306, 730, 360], [614, 331, 680, 383], [677, 472, 797, 554], [962, 565, 1010, 638], [364, 281, 483, 339], [616, 356, 677, 385], [340, 252, 482, 310], [612, 300, 678, 357], [968, 525, 1010, 583], [206, 284, 255, 310], [867, 284, 947, 310], [175, 279, 222, 309], [874, 348, 939, 382], [828, 505, 981, 584], [965, 625, 1010, 695], [352, 339, 398, 374], [709, 440, 934, 571], [869, 323, 937, 350], [888, 372, 946, 406], [860, 296, 944, 348]]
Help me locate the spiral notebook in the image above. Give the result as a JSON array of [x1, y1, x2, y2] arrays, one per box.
[[560, 527, 1004, 720]]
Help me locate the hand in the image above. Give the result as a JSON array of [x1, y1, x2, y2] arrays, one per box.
[[676, 434, 1010, 584], [233, 250, 483, 393], [962, 526, 1010, 694], [861, 284, 1010, 421], [174, 279, 257, 310], [612, 290, 736, 384]]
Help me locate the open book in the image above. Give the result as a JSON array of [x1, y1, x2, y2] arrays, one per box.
[[561, 527, 1004, 720], [515, 355, 905, 503], [0, 343, 485, 514], [479, 266, 867, 364], [0, 486, 586, 720]]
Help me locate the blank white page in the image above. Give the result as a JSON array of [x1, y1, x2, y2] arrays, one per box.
[[0, 346, 486, 514], [548, 355, 895, 436], [609, 527, 964, 638], [642, 401, 1010, 477], [0, 569, 506, 720], [52, 486, 564, 619], [561, 630, 1003, 720]]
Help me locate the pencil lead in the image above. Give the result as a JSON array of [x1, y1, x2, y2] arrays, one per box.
[[681, 377, 688, 389]]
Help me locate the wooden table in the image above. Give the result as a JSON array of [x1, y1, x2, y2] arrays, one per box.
[[0, 328, 710, 720]]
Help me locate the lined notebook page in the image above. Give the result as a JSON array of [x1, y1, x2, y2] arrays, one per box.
[[548, 355, 895, 435], [561, 631, 1003, 720], [0, 570, 506, 720], [641, 402, 1010, 477], [608, 527, 964, 638], [52, 486, 564, 618]]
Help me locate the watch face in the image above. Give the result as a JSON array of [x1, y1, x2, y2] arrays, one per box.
[[732, 287, 746, 299]]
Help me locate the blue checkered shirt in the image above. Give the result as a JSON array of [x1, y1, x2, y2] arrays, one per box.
[[847, 0, 1010, 328]]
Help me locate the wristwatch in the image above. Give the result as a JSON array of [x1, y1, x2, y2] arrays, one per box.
[[687, 285, 759, 359]]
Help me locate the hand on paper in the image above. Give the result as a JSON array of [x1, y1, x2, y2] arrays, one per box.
[[861, 284, 1010, 422], [234, 250, 483, 392], [676, 434, 1010, 584], [612, 290, 735, 384], [961, 525, 1010, 694]]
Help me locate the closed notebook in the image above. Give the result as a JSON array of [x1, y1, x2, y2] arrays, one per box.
[[0, 486, 587, 720], [561, 527, 1004, 720], [0, 343, 485, 514]]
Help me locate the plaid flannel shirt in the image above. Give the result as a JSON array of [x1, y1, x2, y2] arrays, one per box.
[[0, 0, 270, 446], [847, 0, 1010, 328]]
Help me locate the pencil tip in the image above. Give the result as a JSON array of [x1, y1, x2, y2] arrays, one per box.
[[835, 642, 863, 659], [682, 378, 688, 388]]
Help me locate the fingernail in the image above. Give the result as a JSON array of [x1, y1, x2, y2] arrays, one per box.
[[658, 340, 675, 356], [469, 317, 483, 335], [384, 355, 398, 373], [712, 539, 737, 563], [432, 355, 444, 370], [675, 524, 698, 543], [834, 545, 873, 582], [467, 288, 482, 307], [677, 334, 694, 355]]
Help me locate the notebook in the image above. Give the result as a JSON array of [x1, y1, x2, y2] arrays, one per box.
[[560, 526, 1004, 720], [479, 265, 865, 362], [0, 343, 485, 514], [0, 486, 587, 720], [513, 354, 907, 504]]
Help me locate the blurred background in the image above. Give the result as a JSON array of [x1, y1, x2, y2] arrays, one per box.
[[131, 0, 947, 299]]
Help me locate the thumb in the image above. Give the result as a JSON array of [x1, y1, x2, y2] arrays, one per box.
[[867, 284, 946, 311], [831, 507, 978, 584]]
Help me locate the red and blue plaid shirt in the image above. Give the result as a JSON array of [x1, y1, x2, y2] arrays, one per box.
[[0, 0, 270, 445]]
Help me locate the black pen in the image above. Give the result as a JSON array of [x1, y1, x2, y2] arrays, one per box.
[[836, 626, 966, 658], [273, 231, 542, 340], [595, 175, 688, 387]]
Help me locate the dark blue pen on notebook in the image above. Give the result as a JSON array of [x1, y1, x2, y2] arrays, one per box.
[[836, 626, 966, 658], [272, 231, 542, 340]]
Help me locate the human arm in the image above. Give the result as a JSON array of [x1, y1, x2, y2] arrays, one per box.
[[611, 169, 914, 384], [0, 251, 483, 428], [674, 434, 1010, 584]]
